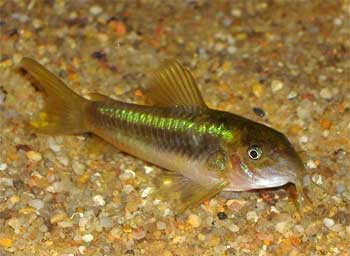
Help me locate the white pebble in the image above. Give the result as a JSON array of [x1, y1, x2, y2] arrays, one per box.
[[144, 166, 154, 174], [227, 46, 237, 54], [246, 211, 258, 222], [48, 138, 61, 152], [141, 187, 153, 198], [39, 224, 48, 233], [271, 80, 284, 92], [270, 206, 280, 214], [82, 234, 94, 243], [214, 43, 225, 52], [227, 223, 239, 233], [99, 216, 113, 228], [156, 221, 167, 230], [231, 8, 242, 17], [110, 227, 121, 239], [287, 91, 298, 99], [58, 219, 73, 228], [0, 93, 5, 105], [188, 214, 201, 228], [206, 216, 214, 226], [122, 184, 134, 194], [299, 136, 308, 144], [93, 195, 106, 206], [172, 236, 186, 244], [198, 233, 206, 241], [132, 228, 146, 240], [323, 218, 335, 228], [163, 208, 173, 217], [306, 160, 317, 169], [152, 199, 161, 205], [318, 75, 327, 82], [275, 221, 292, 235], [303, 175, 311, 186], [222, 18, 232, 27], [78, 246, 86, 254], [320, 88, 333, 100], [333, 18, 342, 26], [89, 5, 102, 15], [297, 106, 311, 120], [0, 178, 13, 187], [312, 174, 323, 185], [322, 130, 329, 137], [0, 163, 8, 171], [119, 169, 136, 181], [28, 199, 44, 210], [294, 224, 305, 234], [79, 216, 89, 228], [26, 151, 42, 162], [57, 155, 69, 166], [72, 161, 85, 175]]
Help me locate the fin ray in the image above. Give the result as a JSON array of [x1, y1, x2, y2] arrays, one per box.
[[87, 92, 111, 102], [147, 60, 207, 108], [21, 57, 89, 134], [154, 171, 227, 212]]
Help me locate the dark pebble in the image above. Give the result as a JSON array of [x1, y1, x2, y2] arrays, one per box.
[[13, 179, 25, 190], [91, 51, 107, 61], [333, 211, 350, 225], [15, 144, 32, 152], [7, 28, 18, 37], [253, 107, 265, 117], [217, 211, 228, 220], [0, 209, 13, 219]]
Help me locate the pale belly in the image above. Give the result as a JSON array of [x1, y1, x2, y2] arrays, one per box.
[[91, 127, 221, 188]]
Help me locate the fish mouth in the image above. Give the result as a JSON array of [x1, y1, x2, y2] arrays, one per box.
[[249, 175, 294, 189], [251, 167, 297, 189], [224, 167, 296, 192]]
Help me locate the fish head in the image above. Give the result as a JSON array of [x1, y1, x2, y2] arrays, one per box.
[[223, 122, 305, 197]]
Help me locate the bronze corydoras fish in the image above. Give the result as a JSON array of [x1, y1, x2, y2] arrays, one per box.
[[21, 58, 306, 211]]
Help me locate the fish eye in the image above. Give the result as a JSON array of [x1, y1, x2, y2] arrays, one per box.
[[247, 145, 262, 160]]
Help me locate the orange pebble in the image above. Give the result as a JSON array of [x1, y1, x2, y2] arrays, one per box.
[[290, 235, 301, 246], [134, 89, 144, 97], [337, 103, 345, 113], [79, 173, 90, 184], [320, 118, 332, 129], [68, 72, 78, 81], [252, 83, 264, 98], [0, 238, 13, 248], [263, 239, 272, 246], [110, 21, 126, 37], [203, 200, 210, 206], [288, 124, 302, 135]]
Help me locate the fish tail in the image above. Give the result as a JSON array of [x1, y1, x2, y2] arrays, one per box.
[[21, 57, 90, 134]]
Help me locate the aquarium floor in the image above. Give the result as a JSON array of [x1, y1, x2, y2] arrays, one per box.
[[0, 1, 349, 255]]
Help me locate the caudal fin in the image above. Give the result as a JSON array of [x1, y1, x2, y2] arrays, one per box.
[[21, 57, 90, 134]]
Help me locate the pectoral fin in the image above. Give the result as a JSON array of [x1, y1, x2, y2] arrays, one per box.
[[154, 172, 227, 213]]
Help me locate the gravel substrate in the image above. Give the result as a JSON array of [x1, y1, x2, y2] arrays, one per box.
[[0, 1, 349, 255]]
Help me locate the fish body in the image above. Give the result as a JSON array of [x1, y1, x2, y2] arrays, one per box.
[[21, 58, 306, 211]]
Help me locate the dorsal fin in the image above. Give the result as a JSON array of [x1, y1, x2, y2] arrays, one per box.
[[87, 92, 111, 102], [146, 60, 207, 108]]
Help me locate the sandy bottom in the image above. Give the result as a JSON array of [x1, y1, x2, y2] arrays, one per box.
[[0, 1, 349, 255]]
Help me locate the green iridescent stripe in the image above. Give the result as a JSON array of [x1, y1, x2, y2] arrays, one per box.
[[97, 106, 233, 141]]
